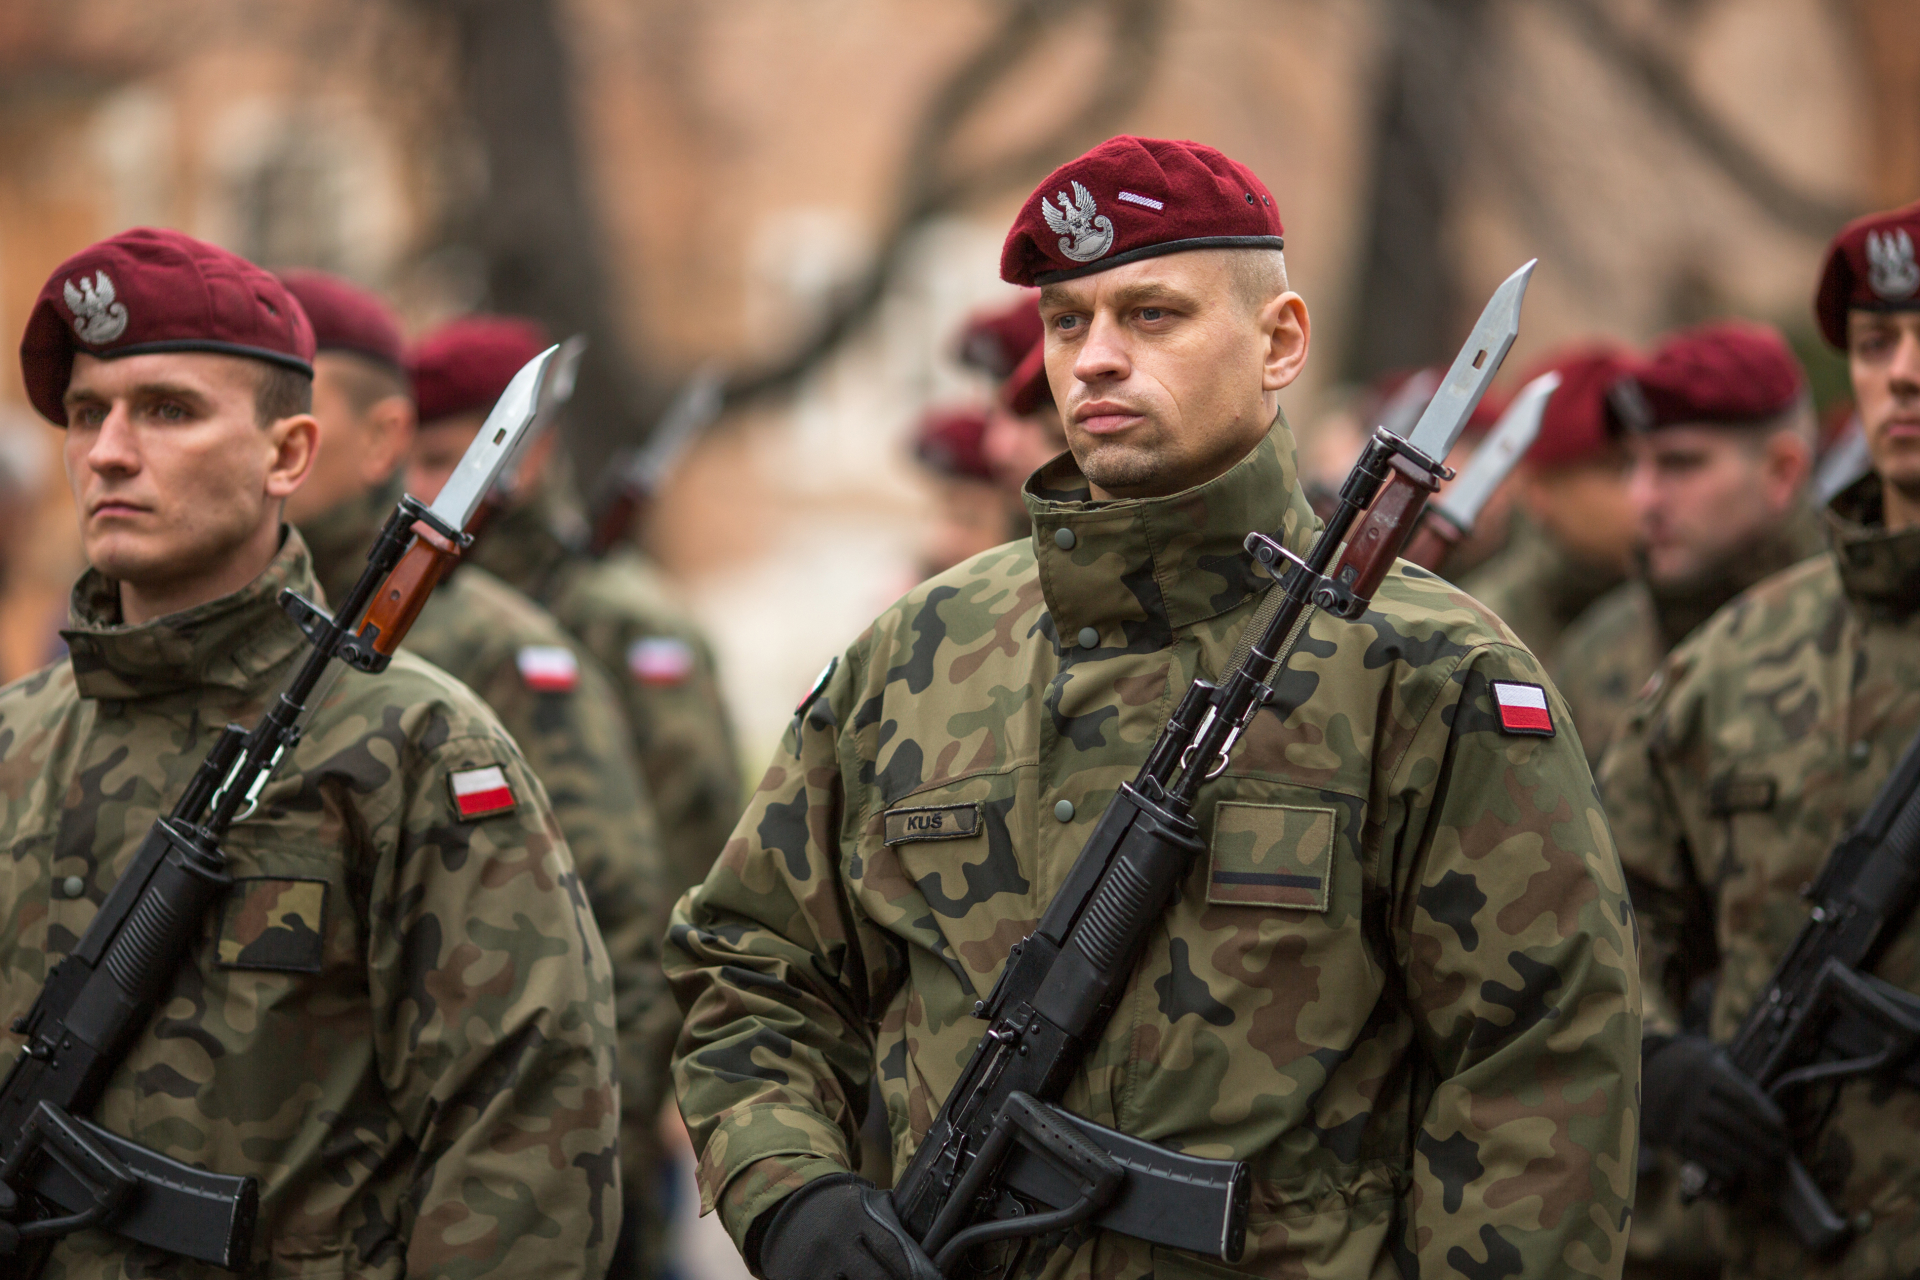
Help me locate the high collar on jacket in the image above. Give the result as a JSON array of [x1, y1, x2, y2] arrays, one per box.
[[1647, 501, 1827, 648], [62, 529, 316, 700], [1021, 417, 1320, 640], [298, 471, 404, 609], [1827, 473, 1920, 618]]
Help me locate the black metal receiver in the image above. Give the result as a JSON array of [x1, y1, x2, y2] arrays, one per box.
[[0, 346, 560, 1275], [1678, 723, 1920, 1255], [890, 263, 1534, 1278]]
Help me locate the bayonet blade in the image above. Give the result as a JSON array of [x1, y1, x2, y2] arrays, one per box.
[[426, 344, 558, 532], [1429, 370, 1560, 533], [1398, 260, 1536, 463], [495, 334, 586, 497], [626, 363, 725, 496]]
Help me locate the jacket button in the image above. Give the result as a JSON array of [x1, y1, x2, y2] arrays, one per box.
[[1054, 527, 1077, 550], [61, 876, 85, 899], [1850, 740, 1872, 766], [1077, 627, 1100, 650], [1054, 800, 1075, 822]]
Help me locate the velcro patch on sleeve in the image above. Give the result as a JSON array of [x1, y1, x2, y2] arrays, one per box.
[[1491, 680, 1555, 736], [883, 802, 981, 845], [1207, 802, 1334, 911], [628, 637, 695, 687], [450, 765, 517, 819], [516, 644, 579, 693], [217, 877, 328, 972]]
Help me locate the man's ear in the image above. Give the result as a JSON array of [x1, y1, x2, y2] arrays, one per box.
[[1260, 292, 1310, 394], [1762, 428, 1813, 511], [265, 414, 319, 500], [361, 394, 418, 485]]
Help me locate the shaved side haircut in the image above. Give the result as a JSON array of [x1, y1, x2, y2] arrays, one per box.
[[255, 362, 315, 426], [1229, 249, 1289, 315]]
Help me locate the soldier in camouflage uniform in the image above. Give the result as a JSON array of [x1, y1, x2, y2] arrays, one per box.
[[1601, 199, 1920, 1280], [1555, 322, 1822, 768], [0, 228, 620, 1277], [1460, 346, 1636, 665], [405, 317, 744, 902], [278, 271, 678, 1254], [666, 137, 1639, 1280]]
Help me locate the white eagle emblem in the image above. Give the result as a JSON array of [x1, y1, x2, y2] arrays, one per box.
[[1041, 181, 1115, 264], [1866, 229, 1920, 301], [63, 270, 129, 344]]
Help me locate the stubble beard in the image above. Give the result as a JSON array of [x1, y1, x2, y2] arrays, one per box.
[[1079, 438, 1167, 496]]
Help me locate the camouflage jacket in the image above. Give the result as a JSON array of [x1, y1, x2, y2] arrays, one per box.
[[472, 473, 743, 898], [302, 479, 675, 1178], [667, 425, 1640, 1280], [1459, 514, 1625, 666], [1599, 476, 1920, 1280], [1555, 506, 1826, 768], [0, 531, 621, 1279]]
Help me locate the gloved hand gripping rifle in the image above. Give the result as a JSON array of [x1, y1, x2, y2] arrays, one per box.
[[0, 345, 567, 1276], [889, 262, 1535, 1277]]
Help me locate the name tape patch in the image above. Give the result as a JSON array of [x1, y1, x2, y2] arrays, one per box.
[[883, 802, 982, 846], [629, 637, 695, 687], [450, 765, 517, 819], [1491, 680, 1555, 736], [517, 644, 579, 693]]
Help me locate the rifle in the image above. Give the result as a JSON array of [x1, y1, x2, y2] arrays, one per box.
[[1399, 370, 1558, 572], [889, 261, 1535, 1276], [1676, 721, 1920, 1255], [0, 345, 564, 1274], [461, 334, 587, 552], [587, 364, 724, 556]]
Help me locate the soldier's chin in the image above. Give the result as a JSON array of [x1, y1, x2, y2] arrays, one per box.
[[1078, 441, 1168, 498]]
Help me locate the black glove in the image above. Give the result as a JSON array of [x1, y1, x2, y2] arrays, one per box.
[[758, 1174, 941, 1280], [1642, 1033, 1792, 1192]]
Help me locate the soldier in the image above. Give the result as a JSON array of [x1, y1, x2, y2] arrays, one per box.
[[404, 318, 744, 902], [0, 228, 619, 1276], [1461, 346, 1637, 663], [277, 270, 676, 1278], [665, 136, 1638, 1280], [911, 406, 1026, 577], [1554, 321, 1822, 766], [1601, 199, 1920, 1280]]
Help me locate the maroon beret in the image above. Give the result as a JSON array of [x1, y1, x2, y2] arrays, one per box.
[[913, 407, 995, 483], [1002, 339, 1053, 416], [1520, 344, 1633, 471], [1607, 321, 1803, 435], [1814, 200, 1920, 349], [408, 315, 551, 424], [20, 227, 314, 425], [955, 292, 1042, 378], [1001, 137, 1284, 287], [278, 269, 405, 371]]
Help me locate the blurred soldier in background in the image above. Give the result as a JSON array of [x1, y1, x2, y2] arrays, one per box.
[[910, 405, 1025, 577], [1554, 321, 1820, 766], [1461, 345, 1637, 662], [407, 318, 743, 900], [279, 272, 676, 1279], [1603, 198, 1920, 1280]]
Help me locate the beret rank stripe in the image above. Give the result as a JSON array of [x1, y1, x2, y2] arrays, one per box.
[[1001, 136, 1284, 287], [20, 227, 316, 426], [1815, 199, 1920, 349]]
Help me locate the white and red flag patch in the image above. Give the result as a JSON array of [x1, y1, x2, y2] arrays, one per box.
[[516, 644, 579, 693], [449, 765, 517, 819], [628, 637, 695, 687], [1491, 681, 1555, 736]]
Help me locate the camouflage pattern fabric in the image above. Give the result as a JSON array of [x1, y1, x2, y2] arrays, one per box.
[[1459, 512, 1625, 666], [1554, 507, 1826, 769], [667, 422, 1640, 1280], [302, 478, 677, 1188], [0, 530, 621, 1280], [472, 467, 743, 899], [1600, 474, 1920, 1280]]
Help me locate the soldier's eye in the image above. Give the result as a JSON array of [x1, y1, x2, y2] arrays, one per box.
[[1138, 308, 1165, 322], [1055, 315, 1081, 333]]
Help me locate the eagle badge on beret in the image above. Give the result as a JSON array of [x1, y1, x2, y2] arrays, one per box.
[[1042, 181, 1115, 264], [63, 271, 128, 344], [1867, 229, 1920, 301]]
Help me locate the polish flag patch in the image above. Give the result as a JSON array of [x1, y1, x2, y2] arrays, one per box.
[[1491, 681, 1555, 736], [628, 637, 695, 687], [516, 644, 579, 693], [450, 765, 517, 819]]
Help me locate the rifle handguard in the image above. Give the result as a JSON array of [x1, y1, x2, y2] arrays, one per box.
[[1321, 454, 1442, 615], [1400, 508, 1465, 574], [353, 522, 464, 660]]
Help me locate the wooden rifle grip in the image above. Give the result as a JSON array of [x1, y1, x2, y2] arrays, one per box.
[[1330, 455, 1441, 602], [1400, 509, 1464, 573], [359, 522, 461, 657]]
